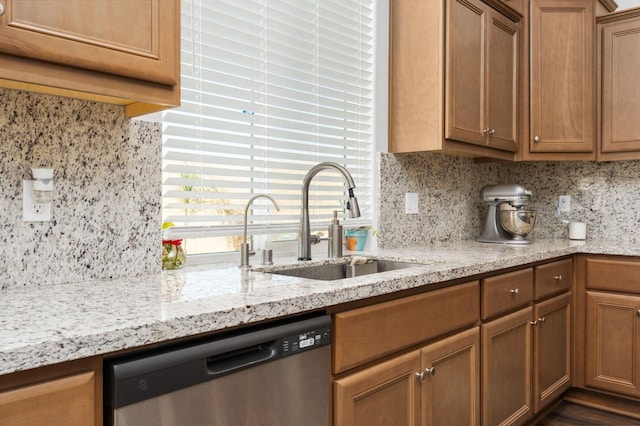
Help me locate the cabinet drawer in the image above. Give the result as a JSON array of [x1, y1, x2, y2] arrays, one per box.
[[333, 281, 479, 374], [585, 257, 640, 294], [535, 259, 573, 300], [482, 268, 533, 320]]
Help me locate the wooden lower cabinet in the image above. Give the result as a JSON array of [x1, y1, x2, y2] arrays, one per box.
[[334, 327, 480, 426], [420, 328, 480, 426], [532, 292, 572, 412], [0, 357, 102, 426], [585, 291, 640, 397], [482, 307, 533, 426], [482, 292, 572, 426]]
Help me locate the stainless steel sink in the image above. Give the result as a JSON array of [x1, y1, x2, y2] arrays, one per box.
[[269, 259, 419, 281]]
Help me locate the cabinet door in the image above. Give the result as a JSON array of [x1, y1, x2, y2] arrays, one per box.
[[482, 307, 533, 426], [334, 351, 421, 426], [0, 0, 178, 85], [487, 10, 519, 152], [601, 16, 640, 153], [532, 293, 572, 413], [585, 291, 640, 397], [446, 0, 488, 146], [421, 328, 480, 426], [530, 0, 594, 153], [0, 371, 97, 426]]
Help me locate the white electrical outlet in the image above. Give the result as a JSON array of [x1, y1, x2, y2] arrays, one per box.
[[558, 195, 571, 213], [405, 192, 419, 214], [23, 180, 51, 221]]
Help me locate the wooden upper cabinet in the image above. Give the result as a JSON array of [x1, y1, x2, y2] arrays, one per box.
[[598, 8, 640, 160], [0, 0, 176, 85], [389, 0, 519, 160], [446, 0, 487, 147], [446, 0, 519, 153], [0, 0, 180, 117], [487, 11, 519, 151], [528, 0, 595, 156]]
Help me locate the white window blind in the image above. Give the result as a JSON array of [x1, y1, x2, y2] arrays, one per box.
[[162, 0, 374, 252]]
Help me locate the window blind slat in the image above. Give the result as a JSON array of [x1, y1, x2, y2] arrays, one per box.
[[162, 0, 374, 253]]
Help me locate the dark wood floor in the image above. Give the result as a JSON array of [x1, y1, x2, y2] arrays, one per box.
[[537, 402, 640, 425]]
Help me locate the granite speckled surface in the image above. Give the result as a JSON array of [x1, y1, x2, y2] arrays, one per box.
[[377, 152, 498, 248], [497, 161, 640, 241], [2, 239, 640, 376], [0, 89, 161, 289], [377, 153, 640, 248]]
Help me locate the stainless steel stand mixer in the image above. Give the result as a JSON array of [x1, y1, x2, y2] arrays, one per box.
[[478, 184, 537, 245]]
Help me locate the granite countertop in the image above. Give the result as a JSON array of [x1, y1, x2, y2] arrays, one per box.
[[1, 239, 639, 376]]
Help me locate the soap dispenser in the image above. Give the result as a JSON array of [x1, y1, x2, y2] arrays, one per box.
[[328, 210, 343, 258]]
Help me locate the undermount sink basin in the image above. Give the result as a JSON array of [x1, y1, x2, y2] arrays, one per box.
[[270, 259, 419, 281]]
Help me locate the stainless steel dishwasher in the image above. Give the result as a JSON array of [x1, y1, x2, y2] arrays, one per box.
[[105, 315, 331, 426]]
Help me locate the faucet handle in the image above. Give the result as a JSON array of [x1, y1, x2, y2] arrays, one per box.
[[310, 234, 323, 245]]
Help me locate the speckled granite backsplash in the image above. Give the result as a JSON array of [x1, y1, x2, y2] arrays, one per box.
[[496, 161, 640, 241], [377, 152, 499, 248], [0, 89, 160, 289], [378, 152, 640, 248]]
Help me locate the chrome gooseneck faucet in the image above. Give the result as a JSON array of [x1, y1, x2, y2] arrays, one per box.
[[299, 162, 361, 261], [240, 194, 280, 269]]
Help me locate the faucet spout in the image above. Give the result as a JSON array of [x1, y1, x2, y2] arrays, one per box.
[[240, 194, 280, 269], [299, 162, 361, 261]]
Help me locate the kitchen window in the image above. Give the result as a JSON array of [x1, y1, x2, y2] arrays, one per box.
[[160, 0, 376, 258]]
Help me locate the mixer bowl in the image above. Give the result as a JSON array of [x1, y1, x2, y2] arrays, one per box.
[[499, 210, 537, 240]]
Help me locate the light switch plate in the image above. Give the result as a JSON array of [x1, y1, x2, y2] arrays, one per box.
[[405, 192, 419, 214]]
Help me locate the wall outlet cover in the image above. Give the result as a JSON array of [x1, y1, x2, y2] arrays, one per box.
[[23, 180, 51, 222], [405, 192, 419, 214], [559, 195, 571, 213]]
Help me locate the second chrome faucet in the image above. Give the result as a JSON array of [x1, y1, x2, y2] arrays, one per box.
[[240, 194, 280, 269]]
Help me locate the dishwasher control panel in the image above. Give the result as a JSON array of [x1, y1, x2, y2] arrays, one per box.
[[280, 323, 331, 355]]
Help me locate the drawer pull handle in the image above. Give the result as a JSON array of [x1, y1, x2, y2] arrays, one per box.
[[510, 288, 519, 295], [554, 275, 563, 281], [425, 367, 436, 377]]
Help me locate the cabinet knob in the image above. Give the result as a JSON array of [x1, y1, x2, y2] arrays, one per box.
[[534, 136, 541, 143], [415, 371, 426, 381], [530, 320, 538, 326], [538, 317, 546, 324], [510, 288, 519, 295], [490, 129, 496, 135], [554, 275, 562, 281], [425, 367, 436, 377], [483, 128, 490, 135], [0, 3, 4, 16], [637, 310, 640, 317]]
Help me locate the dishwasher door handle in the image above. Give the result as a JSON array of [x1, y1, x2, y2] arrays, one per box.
[[206, 341, 277, 377]]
